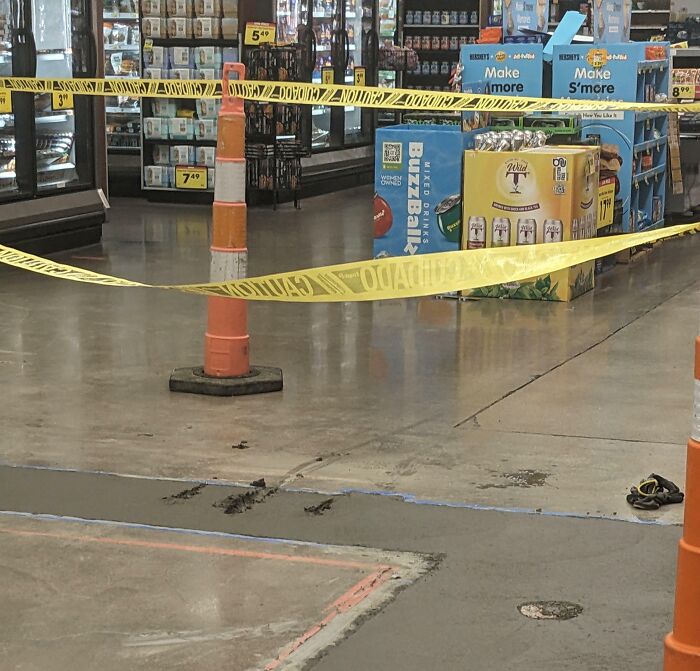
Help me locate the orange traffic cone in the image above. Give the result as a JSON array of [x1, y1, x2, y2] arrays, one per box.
[[170, 63, 283, 397], [664, 336, 700, 669]]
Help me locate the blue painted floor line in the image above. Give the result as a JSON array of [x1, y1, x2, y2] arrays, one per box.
[[0, 461, 673, 527]]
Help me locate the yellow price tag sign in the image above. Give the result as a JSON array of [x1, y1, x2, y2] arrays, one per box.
[[322, 67, 334, 85], [52, 91, 73, 110], [0, 88, 11, 114], [672, 84, 695, 100], [354, 67, 366, 87], [244, 22, 276, 46], [597, 178, 616, 229], [175, 166, 208, 190]]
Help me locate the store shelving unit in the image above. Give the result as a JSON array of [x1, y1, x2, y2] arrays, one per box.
[[553, 41, 670, 233], [103, 4, 141, 153], [139, 5, 239, 199], [630, 0, 671, 38], [667, 47, 700, 215], [402, 2, 482, 92], [244, 45, 306, 209]]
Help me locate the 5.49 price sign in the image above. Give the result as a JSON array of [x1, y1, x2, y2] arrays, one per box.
[[245, 22, 276, 46]]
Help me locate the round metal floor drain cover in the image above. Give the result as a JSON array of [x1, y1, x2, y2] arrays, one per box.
[[518, 601, 583, 621]]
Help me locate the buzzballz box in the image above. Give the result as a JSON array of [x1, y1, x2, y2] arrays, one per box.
[[374, 125, 467, 259]]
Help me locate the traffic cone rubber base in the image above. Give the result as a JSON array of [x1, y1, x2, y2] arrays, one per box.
[[169, 366, 283, 397]]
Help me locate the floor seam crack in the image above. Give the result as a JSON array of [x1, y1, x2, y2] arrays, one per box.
[[453, 278, 700, 429]]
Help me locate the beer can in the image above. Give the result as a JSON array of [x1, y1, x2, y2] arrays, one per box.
[[431, 35, 441, 49], [450, 36, 459, 50], [491, 218, 511, 247], [543, 219, 563, 243], [432, 10, 441, 24], [467, 216, 486, 249], [450, 11, 459, 24], [421, 35, 431, 50], [440, 36, 450, 50], [423, 10, 432, 24], [404, 35, 413, 49], [441, 10, 450, 24], [459, 11, 469, 24], [516, 218, 537, 245]]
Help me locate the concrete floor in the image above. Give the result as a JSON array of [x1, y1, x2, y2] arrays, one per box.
[[0, 187, 698, 669]]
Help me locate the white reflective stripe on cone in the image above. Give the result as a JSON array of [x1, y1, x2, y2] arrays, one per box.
[[210, 250, 248, 283], [214, 160, 246, 204], [693, 379, 700, 442]]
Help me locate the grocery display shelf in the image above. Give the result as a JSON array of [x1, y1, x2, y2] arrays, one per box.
[[107, 146, 140, 152], [632, 164, 665, 185], [405, 23, 479, 29], [632, 8, 669, 12], [636, 110, 667, 121], [38, 177, 73, 189], [630, 25, 667, 30], [143, 137, 217, 146], [104, 12, 138, 19], [633, 137, 667, 154], [36, 113, 73, 125], [673, 48, 700, 58], [144, 186, 214, 192], [106, 106, 141, 114], [38, 162, 76, 173], [412, 48, 460, 53], [638, 59, 667, 72], [148, 37, 239, 48], [105, 44, 139, 52], [317, 45, 356, 52]]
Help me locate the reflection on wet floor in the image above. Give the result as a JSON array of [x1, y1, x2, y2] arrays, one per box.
[[0, 187, 698, 523]]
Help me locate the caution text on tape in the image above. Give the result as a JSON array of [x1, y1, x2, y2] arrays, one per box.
[[0, 224, 697, 303], [1, 77, 700, 113]]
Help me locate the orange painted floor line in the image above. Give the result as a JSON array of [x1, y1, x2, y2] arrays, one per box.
[[265, 566, 395, 671], [1, 518, 401, 670], [0, 525, 387, 571]]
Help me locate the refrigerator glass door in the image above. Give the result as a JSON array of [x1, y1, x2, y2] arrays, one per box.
[[343, 0, 373, 146], [32, 0, 93, 193], [0, 0, 18, 201], [311, 0, 337, 149], [377, 0, 397, 126]]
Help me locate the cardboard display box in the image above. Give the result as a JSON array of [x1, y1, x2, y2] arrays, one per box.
[[462, 146, 600, 302], [374, 125, 471, 259]]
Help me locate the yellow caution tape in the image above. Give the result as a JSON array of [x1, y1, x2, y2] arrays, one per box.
[[227, 81, 700, 114], [1, 76, 700, 112], [0, 77, 221, 100], [0, 224, 697, 302]]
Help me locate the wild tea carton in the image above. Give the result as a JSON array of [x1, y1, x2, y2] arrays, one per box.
[[462, 146, 600, 301], [374, 125, 467, 259]]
